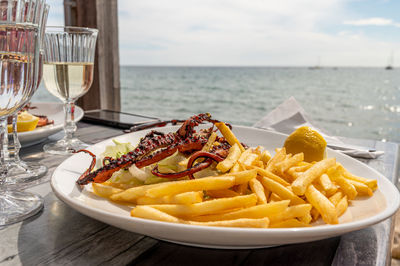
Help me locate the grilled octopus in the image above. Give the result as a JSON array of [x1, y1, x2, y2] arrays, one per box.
[[76, 113, 239, 186]]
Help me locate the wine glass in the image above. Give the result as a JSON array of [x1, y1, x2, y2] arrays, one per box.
[[5, 4, 49, 184], [0, 1, 45, 226], [42, 26, 98, 155]]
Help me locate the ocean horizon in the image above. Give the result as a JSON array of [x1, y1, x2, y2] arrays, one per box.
[[32, 66, 400, 143]]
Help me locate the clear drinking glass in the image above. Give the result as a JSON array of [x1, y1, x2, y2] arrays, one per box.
[[42, 26, 98, 155], [5, 4, 49, 184], [0, 1, 44, 226]]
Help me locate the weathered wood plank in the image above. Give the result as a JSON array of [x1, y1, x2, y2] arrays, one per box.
[[133, 237, 340, 266], [133, 241, 252, 266], [64, 0, 121, 111]]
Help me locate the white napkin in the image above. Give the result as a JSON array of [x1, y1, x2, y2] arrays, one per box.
[[253, 97, 384, 159]]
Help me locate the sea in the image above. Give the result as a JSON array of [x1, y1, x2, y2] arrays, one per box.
[[32, 66, 400, 143]]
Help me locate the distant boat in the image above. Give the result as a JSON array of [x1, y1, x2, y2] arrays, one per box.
[[309, 56, 322, 70], [385, 52, 394, 70], [308, 66, 321, 70]]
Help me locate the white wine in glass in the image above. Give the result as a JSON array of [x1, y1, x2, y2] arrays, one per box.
[[42, 26, 98, 155], [43, 62, 94, 101]]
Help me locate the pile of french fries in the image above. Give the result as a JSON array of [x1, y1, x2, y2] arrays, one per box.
[[92, 123, 378, 228]]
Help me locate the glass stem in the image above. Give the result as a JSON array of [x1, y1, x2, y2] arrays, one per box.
[[7, 114, 21, 164], [64, 101, 77, 142], [0, 118, 7, 185]]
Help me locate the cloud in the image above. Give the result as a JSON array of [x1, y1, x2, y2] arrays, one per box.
[[343, 17, 400, 27], [46, 0, 400, 66], [117, 0, 350, 66]]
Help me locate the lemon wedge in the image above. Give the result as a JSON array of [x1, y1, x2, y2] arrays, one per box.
[[7, 111, 39, 133], [283, 126, 327, 162]]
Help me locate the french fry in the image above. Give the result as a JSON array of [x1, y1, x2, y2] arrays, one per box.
[[131, 206, 180, 223], [149, 194, 258, 218], [274, 153, 304, 174], [327, 166, 357, 200], [136, 191, 204, 205], [347, 179, 373, 196], [110, 183, 163, 202], [286, 164, 312, 181], [292, 158, 336, 196], [253, 160, 264, 168], [269, 193, 282, 202], [268, 204, 312, 224], [188, 218, 269, 228], [260, 150, 272, 165], [202, 132, 218, 152], [315, 183, 329, 196], [104, 182, 137, 190], [132, 206, 270, 228], [191, 200, 290, 222], [252, 166, 290, 186], [237, 149, 252, 164], [336, 195, 348, 217], [318, 173, 337, 196], [284, 171, 300, 182], [92, 183, 124, 199], [231, 169, 257, 185], [341, 166, 378, 191], [215, 122, 245, 152], [249, 178, 267, 204], [288, 163, 312, 172], [253, 146, 263, 155], [217, 143, 241, 173], [243, 153, 260, 167], [270, 219, 311, 228], [329, 191, 343, 206], [310, 207, 320, 221], [234, 183, 249, 195], [229, 162, 241, 173], [145, 176, 235, 198], [206, 189, 239, 198], [264, 189, 271, 202], [266, 148, 286, 172], [305, 185, 338, 224], [259, 175, 305, 205], [298, 212, 313, 224]]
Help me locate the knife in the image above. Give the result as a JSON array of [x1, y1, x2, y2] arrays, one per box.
[[123, 119, 185, 133]]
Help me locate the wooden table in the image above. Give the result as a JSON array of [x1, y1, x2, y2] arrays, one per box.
[[0, 122, 398, 266]]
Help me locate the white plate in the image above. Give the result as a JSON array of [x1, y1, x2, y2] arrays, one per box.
[[51, 126, 400, 249], [17, 102, 84, 147]]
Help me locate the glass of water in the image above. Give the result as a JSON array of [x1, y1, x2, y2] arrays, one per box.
[[42, 26, 98, 155], [0, 0, 45, 226], [5, 3, 49, 184]]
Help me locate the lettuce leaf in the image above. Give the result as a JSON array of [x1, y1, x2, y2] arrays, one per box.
[[102, 139, 134, 160], [109, 169, 143, 186]]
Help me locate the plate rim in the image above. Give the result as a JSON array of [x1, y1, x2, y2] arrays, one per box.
[[18, 102, 84, 137], [50, 125, 400, 243]]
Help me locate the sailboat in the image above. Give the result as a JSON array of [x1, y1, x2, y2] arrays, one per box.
[[385, 52, 394, 70]]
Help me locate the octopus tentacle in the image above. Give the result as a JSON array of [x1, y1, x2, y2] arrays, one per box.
[[186, 151, 225, 179], [151, 160, 212, 179], [76, 113, 225, 186], [103, 157, 112, 166], [75, 149, 97, 186]]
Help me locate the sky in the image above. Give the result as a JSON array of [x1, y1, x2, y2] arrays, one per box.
[[49, 0, 400, 67]]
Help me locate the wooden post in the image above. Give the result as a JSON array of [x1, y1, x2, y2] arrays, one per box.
[[63, 0, 121, 111]]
